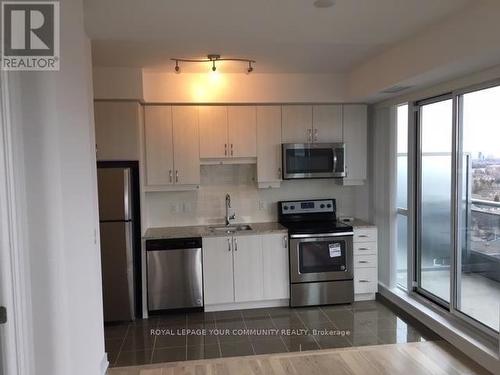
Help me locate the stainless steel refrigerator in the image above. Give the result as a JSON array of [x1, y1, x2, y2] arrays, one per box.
[[98, 167, 136, 322]]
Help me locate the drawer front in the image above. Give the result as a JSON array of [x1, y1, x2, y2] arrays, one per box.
[[353, 242, 377, 256], [354, 254, 377, 269], [354, 268, 378, 294], [353, 228, 377, 243]]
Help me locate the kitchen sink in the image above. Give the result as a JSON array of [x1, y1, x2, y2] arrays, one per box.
[[209, 224, 252, 233]]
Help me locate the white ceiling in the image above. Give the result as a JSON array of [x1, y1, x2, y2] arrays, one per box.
[[85, 0, 471, 73]]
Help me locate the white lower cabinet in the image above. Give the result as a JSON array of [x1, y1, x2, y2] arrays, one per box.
[[262, 234, 289, 300], [233, 235, 263, 302], [202, 236, 234, 305], [202, 233, 289, 308], [353, 225, 378, 301]]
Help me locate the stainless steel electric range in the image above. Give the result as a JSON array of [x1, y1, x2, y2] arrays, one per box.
[[278, 199, 354, 307]]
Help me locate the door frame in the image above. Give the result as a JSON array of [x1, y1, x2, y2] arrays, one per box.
[[0, 71, 35, 375], [413, 93, 454, 309]]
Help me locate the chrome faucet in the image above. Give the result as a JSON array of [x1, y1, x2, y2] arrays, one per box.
[[225, 193, 235, 225]]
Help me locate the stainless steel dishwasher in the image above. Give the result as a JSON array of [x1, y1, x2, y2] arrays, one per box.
[[146, 237, 203, 311]]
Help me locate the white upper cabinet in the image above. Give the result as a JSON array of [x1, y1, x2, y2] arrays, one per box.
[[341, 104, 367, 185], [144, 105, 174, 186], [256, 106, 282, 187], [199, 105, 257, 159], [312, 105, 343, 143], [202, 236, 235, 305], [172, 106, 200, 185], [232, 235, 263, 302], [227, 106, 257, 158], [94, 101, 141, 161], [144, 105, 200, 190], [199, 106, 228, 158], [281, 105, 313, 143], [262, 234, 289, 300]]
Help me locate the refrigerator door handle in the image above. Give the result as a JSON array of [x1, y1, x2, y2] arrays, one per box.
[[123, 168, 132, 221], [125, 221, 135, 319]]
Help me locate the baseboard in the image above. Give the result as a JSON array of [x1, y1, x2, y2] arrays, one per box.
[[354, 293, 376, 301], [100, 353, 109, 375], [204, 299, 289, 312]]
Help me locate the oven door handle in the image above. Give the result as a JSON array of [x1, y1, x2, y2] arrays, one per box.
[[290, 232, 353, 239]]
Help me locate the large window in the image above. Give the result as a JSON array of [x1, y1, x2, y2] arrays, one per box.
[[457, 85, 500, 332], [396, 104, 408, 289], [406, 82, 500, 334]]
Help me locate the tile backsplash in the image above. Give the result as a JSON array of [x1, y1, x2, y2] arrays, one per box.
[[144, 164, 369, 228]]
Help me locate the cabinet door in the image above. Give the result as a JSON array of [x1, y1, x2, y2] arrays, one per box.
[[172, 106, 200, 185], [343, 105, 367, 184], [94, 101, 141, 161], [313, 105, 342, 143], [144, 105, 174, 186], [202, 237, 234, 305], [256, 106, 282, 184], [199, 106, 228, 158], [227, 106, 257, 158], [262, 234, 289, 300], [281, 105, 312, 143], [233, 235, 263, 302]]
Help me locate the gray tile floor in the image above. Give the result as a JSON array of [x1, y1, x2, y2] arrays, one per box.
[[105, 299, 440, 367]]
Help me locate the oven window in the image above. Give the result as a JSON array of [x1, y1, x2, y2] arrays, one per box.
[[299, 240, 347, 273], [286, 148, 333, 174]]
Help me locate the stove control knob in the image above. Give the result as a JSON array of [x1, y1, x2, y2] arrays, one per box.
[[283, 205, 289, 210], [290, 206, 295, 210], [320, 204, 325, 208], [327, 204, 332, 208]]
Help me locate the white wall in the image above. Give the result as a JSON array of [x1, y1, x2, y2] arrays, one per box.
[[143, 71, 347, 103], [93, 68, 350, 103], [369, 107, 396, 288], [145, 164, 369, 228], [8, 0, 106, 374], [92, 67, 143, 100]]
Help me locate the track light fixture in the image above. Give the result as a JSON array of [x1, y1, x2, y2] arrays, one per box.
[[171, 54, 256, 73]]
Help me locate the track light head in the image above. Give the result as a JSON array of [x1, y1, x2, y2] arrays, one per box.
[[174, 60, 180, 73], [247, 62, 253, 74], [212, 60, 216, 72]]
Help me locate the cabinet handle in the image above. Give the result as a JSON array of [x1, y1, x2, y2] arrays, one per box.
[[307, 129, 312, 142], [175, 170, 179, 183], [234, 238, 238, 251], [314, 128, 318, 142], [278, 167, 282, 179], [227, 238, 231, 252], [358, 247, 369, 251], [358, 260, 369, 264], [230, 143, 233, 157], [359, 280, 370, 283], [225, 144, 227, 156], [358, 235, 368, 238], [169, 170, 173, 183], [283, 235, 288, 249]]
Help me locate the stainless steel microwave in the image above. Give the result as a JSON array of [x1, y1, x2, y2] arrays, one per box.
[[282, 143, 345, 179]]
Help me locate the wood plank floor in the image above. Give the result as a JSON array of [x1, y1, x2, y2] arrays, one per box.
[[107, 340, 492, 375]]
